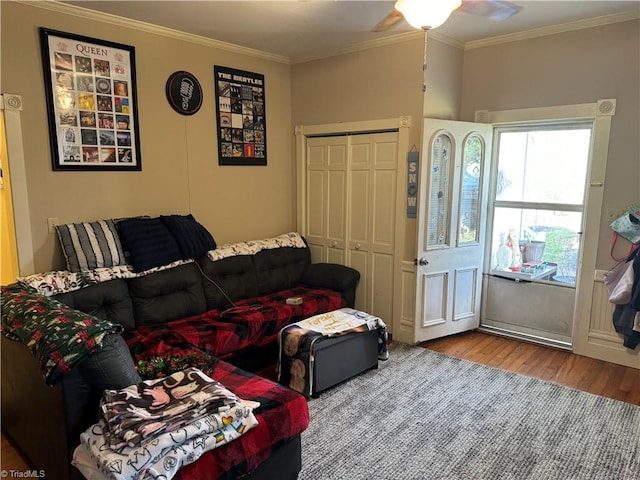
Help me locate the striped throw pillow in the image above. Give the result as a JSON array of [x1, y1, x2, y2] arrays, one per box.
[[56, 220, 126, 272]]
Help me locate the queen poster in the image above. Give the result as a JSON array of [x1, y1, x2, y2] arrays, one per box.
[[40, 28, 141, 171]]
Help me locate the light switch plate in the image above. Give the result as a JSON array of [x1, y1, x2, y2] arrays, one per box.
[[47, 217, 59, 234]]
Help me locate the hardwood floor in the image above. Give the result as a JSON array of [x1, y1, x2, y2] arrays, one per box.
[[2, 331, 638, 473], [419, 331, 640, 406]]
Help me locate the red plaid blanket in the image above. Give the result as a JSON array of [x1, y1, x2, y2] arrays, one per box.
[[119, 286, 340, 478], [127, 352, 309, 480], [181, 360, 309, 479], [125, 286, 345, 360]]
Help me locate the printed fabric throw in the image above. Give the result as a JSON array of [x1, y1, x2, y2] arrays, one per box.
[[101, 367, 243, 449], [17, 259, 193, 297], [0, 285, 123, 385], [74, 368, 259, 480], [207, 232, 306, 262], [278, 308, 389, 397]]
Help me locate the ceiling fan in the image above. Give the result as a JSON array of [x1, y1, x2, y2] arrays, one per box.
[[373, 0, 522, 32]]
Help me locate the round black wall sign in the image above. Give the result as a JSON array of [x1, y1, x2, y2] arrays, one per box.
[[165, 71, 203, 115]]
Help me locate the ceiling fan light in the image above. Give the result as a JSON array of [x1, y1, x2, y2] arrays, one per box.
[[395, 0, 462, 30]]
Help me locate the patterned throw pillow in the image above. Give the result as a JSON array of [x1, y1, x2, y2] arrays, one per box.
[[56, 220, 126, 272], [161, 214, 217, 259], [116, 217, 183, 273]]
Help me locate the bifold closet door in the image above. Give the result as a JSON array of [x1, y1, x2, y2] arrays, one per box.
[[304, 131, 398, 321], [305, 136, 348, 264], [347, 132, 398, 320]]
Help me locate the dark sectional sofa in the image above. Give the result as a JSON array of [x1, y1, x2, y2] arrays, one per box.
[[1, 238, 360, 479]]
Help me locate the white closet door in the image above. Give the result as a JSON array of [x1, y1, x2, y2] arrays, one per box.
[[305, 131, 398, 321], [305, 136, 348, 264], [348, 132, 398, 320]]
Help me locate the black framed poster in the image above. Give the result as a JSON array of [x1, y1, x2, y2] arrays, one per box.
[[214, 66, 266, 166], [39, 28, 142, 171]]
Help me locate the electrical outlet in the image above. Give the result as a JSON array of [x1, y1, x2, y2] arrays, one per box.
[[47, 217, 59, 234]]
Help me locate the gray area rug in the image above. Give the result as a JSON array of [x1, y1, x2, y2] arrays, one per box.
[[299, 343, 640, 480]]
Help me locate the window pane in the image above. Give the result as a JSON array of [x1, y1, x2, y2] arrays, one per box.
[[496, 129, 591, 205], [491, 207, 581, 285], [459, 134, 483, 245], [427, 132, 452, 247]]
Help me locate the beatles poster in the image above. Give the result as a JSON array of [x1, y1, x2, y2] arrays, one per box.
[[39, 28, 141, 171], [214, 66, 266, 166]]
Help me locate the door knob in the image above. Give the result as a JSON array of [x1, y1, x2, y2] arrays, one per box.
[[418, 258, 429, 266], [331, 241, 337, 248]]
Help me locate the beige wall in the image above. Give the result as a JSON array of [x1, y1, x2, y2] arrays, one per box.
[[1, 1, 293, 273], [422, 36, 464, 120], [460, 19, 640, 268], [291, 36, 464, 259], [3, 1, 637, 275], [291, 20, 639, 269]]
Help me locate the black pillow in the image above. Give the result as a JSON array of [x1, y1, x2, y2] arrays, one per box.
[[161, 214, 217, 260], [117, 217, 183, 272]]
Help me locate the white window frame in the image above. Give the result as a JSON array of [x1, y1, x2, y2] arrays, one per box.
[[489, 121, 593, 285], [476, 99, 615, 360]]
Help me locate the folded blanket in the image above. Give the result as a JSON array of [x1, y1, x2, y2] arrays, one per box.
[[0, 285, 123, 385], [101, 368, 243, 449], [290, 307, 389, 360], [76, 403, 258, 480]]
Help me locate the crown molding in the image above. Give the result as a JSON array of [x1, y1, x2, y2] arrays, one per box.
[[290, 29, 463, 64], [21, 0, 463, 66], [21, 0, 291, 64], [465, 10, 640, 50], [18, 1, 639, 64]]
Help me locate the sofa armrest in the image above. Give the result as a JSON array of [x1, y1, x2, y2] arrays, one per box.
[[302, 263, 360, 308], [1, 335, 73, 479]]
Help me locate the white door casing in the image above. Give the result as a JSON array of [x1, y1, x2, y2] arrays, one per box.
[[415, 119, 493, 342]]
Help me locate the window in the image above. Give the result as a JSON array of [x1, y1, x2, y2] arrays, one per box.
[[489, 124, 592, 286]]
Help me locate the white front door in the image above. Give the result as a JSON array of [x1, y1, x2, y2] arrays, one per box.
[[415, 119, 492, 342]]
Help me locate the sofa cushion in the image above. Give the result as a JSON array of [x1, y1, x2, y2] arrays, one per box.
[[254, 246, 310, 295], [117, 217, 183, 273], [127, 263, 207, 327], [196, 255, 261, 310], [55, 219, 127, 272], [161, 214, 217, 259], [54, 279, 135, 331]]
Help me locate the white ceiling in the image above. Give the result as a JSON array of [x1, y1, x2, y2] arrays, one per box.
[[58, 1, 640, 63]]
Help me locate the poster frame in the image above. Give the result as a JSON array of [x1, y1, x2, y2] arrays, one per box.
[[214, 65, 267, 166], [39, 28, 142, 171]]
